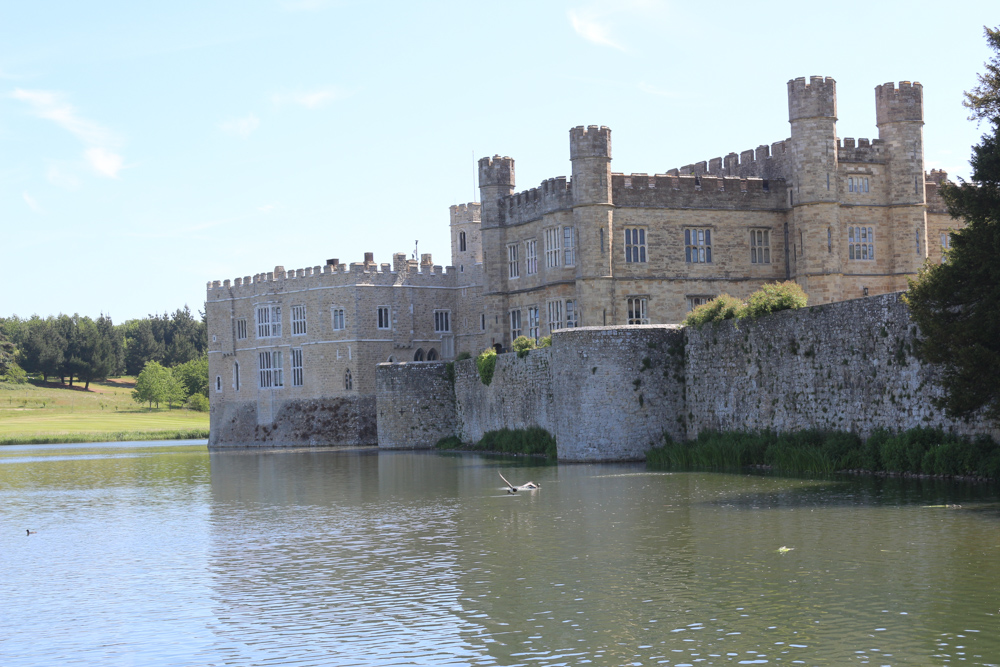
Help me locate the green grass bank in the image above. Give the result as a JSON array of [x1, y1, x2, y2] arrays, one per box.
[[436, 427, 557, 458]]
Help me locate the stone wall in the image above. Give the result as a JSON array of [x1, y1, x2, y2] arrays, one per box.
[[210, 396, 376, 448], [375, 362, 456, 449]]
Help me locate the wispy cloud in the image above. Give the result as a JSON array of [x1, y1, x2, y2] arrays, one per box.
[[637, 81, 683, 99], [271, 87, 348, 109], [22, 191, 41, 212], [12, 88, 125, 179], [568, 1, 669, 51], [220, 113, 260, 138], [258, 204, 277, 212], [47, 163, 82, 190]]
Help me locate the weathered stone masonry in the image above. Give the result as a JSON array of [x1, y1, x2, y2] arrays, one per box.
[[376, 293, 995, 461]]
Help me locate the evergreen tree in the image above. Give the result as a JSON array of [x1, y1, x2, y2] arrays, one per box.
[[21, 317, 66, 383], [905, 26, 1000, 422], [123, 319, 165, 376]]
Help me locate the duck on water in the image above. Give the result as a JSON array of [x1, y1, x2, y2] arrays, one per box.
[[499, 472, 540, 494]]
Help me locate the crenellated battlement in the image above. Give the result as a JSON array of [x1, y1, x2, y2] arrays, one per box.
[[837, 137, 885, 163], [787, 76, 837, 121], [206, 252, 460, 297], [611, 173, 786, 209], [497, 176, 573, 225], [666, 139, 790, 181], [569, 125, 611, 160], [875, 81, 923, 124], [478, 155, 515, 187], [924, 169, 950, 213], [449, 202, 481, 225]]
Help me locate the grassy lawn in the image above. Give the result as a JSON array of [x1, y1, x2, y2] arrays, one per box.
[[0, 378, 209, 444]]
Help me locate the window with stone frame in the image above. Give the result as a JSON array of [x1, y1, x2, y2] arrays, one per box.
[[687, 295, 715, 311], [565, 299, 579, 327], [434, 309, 451, 333], [258, 350, 283, 388], [750, 229, 770, 264], [236, 318, 247, 340], [544, 227, 561, 268], [507, 243, 519, 279], [255, 304, 281, 338], [527, 306, 539, 339], [291, 348, 303, 387], [525, 239, 538, 275], [848, 226, 875, 260], [331, 306, 345, 331], [377, 306, 391, 330], [627, 296, 649, 324], [344, 368, 353, 391], [563, 226, 576, 266], [291, 305, 307, 335], [459, 231, 467, 252], [233, 361, 240, 391], [685, 228, 712, 263], [940, 231, 951, 263], [509, 309, 522, 340], [546, 300, 563, 331], [625, 228, 646, 263], [848, 176, 870, 193]]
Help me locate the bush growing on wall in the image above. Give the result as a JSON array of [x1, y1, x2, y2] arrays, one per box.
[[743, 281, 808, 319], [476, 348, 497, 385], [537, 336, 552, 348], [512, 336, 536, 358], [682, 294, 745, 327]]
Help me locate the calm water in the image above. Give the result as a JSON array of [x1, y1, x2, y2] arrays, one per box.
[[1, 442, 999, 666]]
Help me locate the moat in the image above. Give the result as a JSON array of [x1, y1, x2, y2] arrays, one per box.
[[2, 441, 999, 666]]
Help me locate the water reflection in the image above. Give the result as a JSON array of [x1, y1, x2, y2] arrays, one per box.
[[1, 443, 998, 666]]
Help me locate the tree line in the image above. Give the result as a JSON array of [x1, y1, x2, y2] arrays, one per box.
[[0, 307, 207, 390]]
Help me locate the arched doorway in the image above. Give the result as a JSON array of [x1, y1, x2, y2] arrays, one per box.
[[427, 348, 438, 361], [414, 348, 425, 361]]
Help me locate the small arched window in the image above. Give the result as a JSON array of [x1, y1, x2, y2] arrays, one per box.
[[414, 348, 424, 361], [459, 231, 467, 252], [344, 369, 353, 391], [427, 349, 438, 361]]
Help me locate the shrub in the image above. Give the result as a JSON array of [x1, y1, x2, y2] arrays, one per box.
[[682, 294, 745, 327], [455, 351, 472, 362], [434, 435, 463, 449], [476, 348, 497, 385], [3, 362, 27, 384], [512, 336, 536, 358], [477, 427, 557, 458], [537, 336, 552, 348], [743, 281, 808, 319], [186, 393, 210, 412]]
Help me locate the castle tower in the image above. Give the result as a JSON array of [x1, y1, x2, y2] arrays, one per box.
[[569, 126, 615, 325], [876, 81, 927, 281], [787, 76, 841, 302], [449, 202, 482, 282], [478, 156, 515, 346]]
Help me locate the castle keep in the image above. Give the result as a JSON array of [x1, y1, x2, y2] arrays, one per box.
[[207, 76, 961, 448]]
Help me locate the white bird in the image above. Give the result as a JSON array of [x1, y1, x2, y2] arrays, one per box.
[[499, 471, 540, 494]]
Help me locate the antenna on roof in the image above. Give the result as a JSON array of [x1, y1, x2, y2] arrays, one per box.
[[412, 240, 418, 260], [473, 149, 476, 203]]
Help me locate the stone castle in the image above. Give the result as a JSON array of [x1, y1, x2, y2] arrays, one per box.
[[206, 76, 962, 449]]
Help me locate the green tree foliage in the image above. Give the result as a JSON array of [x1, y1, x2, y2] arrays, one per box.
[[0, 329, 16, 376], [122, 307, 206, 375], [743, 281, 809, 319], [512, 335, 536, 358], [123, 319, 165, 376], [476, 348, 497, 385], [904, 25, 1000, 422], [173, 355, 209, 398], [132, 361, 184, 408], [683, 294, 745, 327], [21, 316, 66, 382]]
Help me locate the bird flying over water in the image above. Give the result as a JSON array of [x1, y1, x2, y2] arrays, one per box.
[[26, 529, 36, 536], [499, 471, 540, 494]]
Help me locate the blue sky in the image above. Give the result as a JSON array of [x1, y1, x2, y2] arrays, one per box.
[[2, 1, 995, 322]]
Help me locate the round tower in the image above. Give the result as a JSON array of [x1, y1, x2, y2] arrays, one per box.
[[569, 125, 615, 325], [876, 81, 924, 205], [477, 156, 515, 347], [449, 202, 482, 278]]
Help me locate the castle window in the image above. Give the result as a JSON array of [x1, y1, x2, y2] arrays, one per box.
[[434, 310, 451, 333], [848, 176, 870, 193], [377, 306, 391, 330], [750, 229, 770, 264], [625, 228, 646, 263], [291, 305, 307, 336], [688, 295, 715, 311], [527, 306, 539, 339], [215, 375, 221, 392], [509, 309, 522, 340], [255, 304, 281, 338], [258, 350, 283, 388], [940, 232, 951, 263], [563, 226, 576, 266], [481, 313, 486, 331], [291, 348, 303, 387], [547, 300, 563, 332], [848, 226, 875, 261], [331, 307, 345, 331], [916, 230, 921, 255], [565, 300, 578, 327], [236, 318, 247, 340], [525, 239, 538, 275], [627, 297, 649, 325], [459, 231, 467, 252], [507, 243, 519, 279], [414, 348, 424, 361], [427, 349, 438, 361], [233, 362, 240, 391], [685, 228, 712, 263], [545, 227, 561, 268], [344, 368, 353, 391]]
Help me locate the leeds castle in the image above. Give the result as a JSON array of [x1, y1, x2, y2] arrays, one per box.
[[206, 76, 962, 449]]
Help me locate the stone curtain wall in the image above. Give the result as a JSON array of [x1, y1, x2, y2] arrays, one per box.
[[549, 326, 686, 461], [209, 395, 377, 448], [452, 349, 555, 444], [375, 362, 456, 449], [684, 293, 986, 440]]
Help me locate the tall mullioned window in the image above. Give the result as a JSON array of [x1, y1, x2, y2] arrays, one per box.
[[236, 318, 247, 340], [565, 300, 578, 327], [459, 231, 467, 252], [525, 239, 537, 275], [291, 348, 303, 387], [625, 228, 646, 263], [507, 243, 519, 279], [547, 300, 563, 331], [848, 176, 870, 193], [509, 309, 522, 340], [377, 306, 391, 330], [848, 226, 875, 260], [258, 350, 283, 388], [563, 226, 576, 266], [545, 228, 561, 268], [344, 369, 353, 391], [331, 307, 345, 331], [750, 229, 770, 264], [627, 297, 649, 325], [291, 305, 307, 335], [940, 232, 951, 263], [527, 306, 539, 339], [256, 305, 281, 338], [434, 310, 451, 333], [685, 228, 712, 263]]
